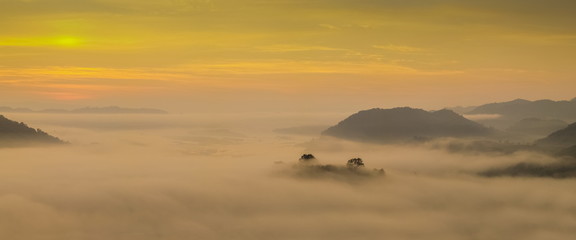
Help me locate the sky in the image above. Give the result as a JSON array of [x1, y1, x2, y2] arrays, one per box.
[[1, 0, 576, 112]]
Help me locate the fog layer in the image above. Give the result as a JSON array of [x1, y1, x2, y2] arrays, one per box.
[[1, 113, 575, 240]]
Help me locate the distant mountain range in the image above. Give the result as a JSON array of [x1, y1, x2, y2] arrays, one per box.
[[453, 98, 576, 130], [467, 98, 576, 119], [318, 102, 576, 178], [0, 115, 65, 147], [0, 106, 168, 114], [322, 107, 493, 143]]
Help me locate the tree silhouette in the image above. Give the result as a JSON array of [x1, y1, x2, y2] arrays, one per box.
[[346, 158, 365, 169], [299, 154, 318, 164]]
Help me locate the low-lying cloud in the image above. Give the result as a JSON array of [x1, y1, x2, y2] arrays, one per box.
[[1, 114, 576, 239]]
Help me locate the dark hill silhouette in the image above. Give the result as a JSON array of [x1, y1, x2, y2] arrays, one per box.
[[558, 145, 576, 158], [0, 115, 65, 147], [536, 122, 576, 149], [322, 107, 493, 143]]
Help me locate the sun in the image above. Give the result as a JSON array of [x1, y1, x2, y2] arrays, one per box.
[[53, 37, 83, 46]]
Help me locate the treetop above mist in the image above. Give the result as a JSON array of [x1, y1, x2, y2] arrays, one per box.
[[0, 106, 168, 114], [0, 115, 65, 147], [291, 154, 385, 180], [322, 107, 493, 143]]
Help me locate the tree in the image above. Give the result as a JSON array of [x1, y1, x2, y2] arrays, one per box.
[[346, 158, 365, 169]]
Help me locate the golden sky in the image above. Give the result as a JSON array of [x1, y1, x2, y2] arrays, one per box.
[[1, 0, 576, 112]]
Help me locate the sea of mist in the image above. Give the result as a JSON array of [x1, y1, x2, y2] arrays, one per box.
[[1, 112, 576, 240]]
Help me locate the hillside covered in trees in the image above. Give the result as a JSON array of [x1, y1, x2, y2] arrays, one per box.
[[0, 115, 65, 147]]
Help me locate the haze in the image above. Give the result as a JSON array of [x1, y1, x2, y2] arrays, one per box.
[[2, 113, 576, 239], [2, 0, 576, 239]]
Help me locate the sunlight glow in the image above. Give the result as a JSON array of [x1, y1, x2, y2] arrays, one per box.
[[0, 36, 84, 47], [53, 37, 82, 46]]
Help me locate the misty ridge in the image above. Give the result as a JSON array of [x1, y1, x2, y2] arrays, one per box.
[[466, 97, 576, 120], [453, 97, 576, 131]]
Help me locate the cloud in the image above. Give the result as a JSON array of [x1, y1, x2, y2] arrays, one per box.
[[373, 44, 426, 53], [255, 45, 347, 53], [1, 113, 576, 239]]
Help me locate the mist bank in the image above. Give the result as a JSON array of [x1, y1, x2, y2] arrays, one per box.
[[2, 141, 576, 240], [1, 113, 576, 239]]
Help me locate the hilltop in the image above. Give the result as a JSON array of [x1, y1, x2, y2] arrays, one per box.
[[322, 107, 493, 143]]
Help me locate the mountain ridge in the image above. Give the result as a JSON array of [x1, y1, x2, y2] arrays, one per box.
[[467, 98, 576, 121]]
